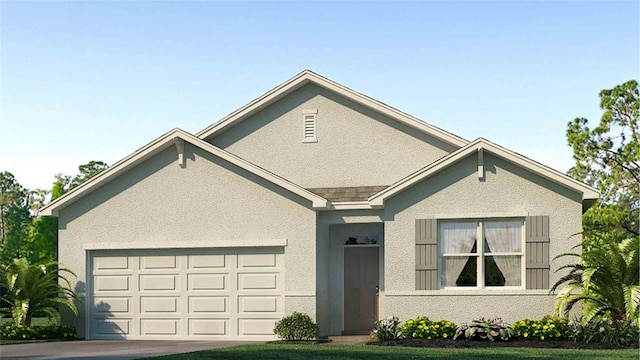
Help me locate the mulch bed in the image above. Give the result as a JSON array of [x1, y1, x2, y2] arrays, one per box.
[[372, 338, 639, 349]]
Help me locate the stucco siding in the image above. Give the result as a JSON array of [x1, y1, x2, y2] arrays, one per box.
[[382, 152, 583, 323], [210, 83, 458, 188], [58, 144, 317, 337]]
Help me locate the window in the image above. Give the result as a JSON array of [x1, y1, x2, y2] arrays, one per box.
[[440, 220, 523, 288], [302, 109, 317, 143]]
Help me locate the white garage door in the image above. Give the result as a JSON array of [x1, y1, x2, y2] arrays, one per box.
[[89, 248, 284, 340]]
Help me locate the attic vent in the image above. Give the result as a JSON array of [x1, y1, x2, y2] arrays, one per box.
[[302, 109, 318, 143]]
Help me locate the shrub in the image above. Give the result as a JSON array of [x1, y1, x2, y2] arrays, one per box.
[[512, 316, 571, 341], [569, 317, 640, 345], [372, 316, 402, 342], [401, 316, 457, 340], [454, 317, 515, 341], [273, 312, 318, 341], [0, 323, 77, 341]]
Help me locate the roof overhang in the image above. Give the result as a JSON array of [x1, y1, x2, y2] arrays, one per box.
[[40, 128, 329, 217], [195, 70, 468, 148], [368, 138, 600, 208]]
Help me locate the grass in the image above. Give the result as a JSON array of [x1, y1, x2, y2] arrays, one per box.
[[0, 317, 58, 326], [146, 343, 640, 360]]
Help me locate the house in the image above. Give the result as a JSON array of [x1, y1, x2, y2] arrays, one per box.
[[41, 70, 599, 340]]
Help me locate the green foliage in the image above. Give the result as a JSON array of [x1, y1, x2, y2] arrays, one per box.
[[0, 258, 78, 326], [26, 217, 58, 262], [0, 323, 77, 341], [552, 235, 639, 325], [568, 317, 639, 345], [512, 316, 570, 341], [69, 161, 108, 191], [566, 80, 638, 240], [454, 317, 515, 342], [273, 312, 318, 341], [400, 316, 456, 339], [0, 172, 31, 261], [372, 316, 402, 342]]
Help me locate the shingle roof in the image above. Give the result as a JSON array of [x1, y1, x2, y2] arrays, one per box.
[[306, 186, 389, 202]]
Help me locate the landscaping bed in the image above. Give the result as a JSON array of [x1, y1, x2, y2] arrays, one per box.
[[373, 338, 639, 350]]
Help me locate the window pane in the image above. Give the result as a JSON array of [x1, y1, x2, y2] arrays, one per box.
[[484, 221, 522, 253], [485, 256, 521, 286], [442, 256, 477, 287], [441, 222, 477, 254]]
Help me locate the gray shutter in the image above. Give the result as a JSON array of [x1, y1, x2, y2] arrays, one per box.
[[416, 219, 438, 290], [525, 215, 550, 289]]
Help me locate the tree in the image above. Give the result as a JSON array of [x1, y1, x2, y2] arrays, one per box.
[[566, 79, 639, 239], [0, 172, 31, 261], [0, 258, 78, 326], [68, 161, 108, 191], [552, 236, 639, 326]]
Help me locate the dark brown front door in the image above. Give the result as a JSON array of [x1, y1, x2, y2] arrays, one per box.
[[343, 246, 379, 334]]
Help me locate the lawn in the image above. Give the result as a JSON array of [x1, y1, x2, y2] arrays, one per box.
[[0, 317, 58, 326], [147, 343, 640, 360]]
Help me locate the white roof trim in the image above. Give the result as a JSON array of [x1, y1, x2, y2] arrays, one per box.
[[40, 128, 328, 216], [196, 70, 468, 147], [84, 238, 288, 250], [369, 138, 600, 206]]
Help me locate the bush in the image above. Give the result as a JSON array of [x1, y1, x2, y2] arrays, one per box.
[[512, 316, 571, 341], [569, 317, 639, 345], [273, 312, 318, 341], [454, 317, 515, 341], [0, 323, 77, 341], [401, 316, 457, 340], [372, 316, 402, 341]]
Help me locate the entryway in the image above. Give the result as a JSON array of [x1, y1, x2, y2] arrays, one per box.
[[343, 239, 379, 334]]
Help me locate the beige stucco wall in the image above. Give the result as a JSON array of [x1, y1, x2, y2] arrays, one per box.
[[57, 143, 317, 337], [382, 152, 583, 323], [209, 83, 458, 188]]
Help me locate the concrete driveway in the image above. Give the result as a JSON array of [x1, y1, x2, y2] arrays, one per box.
[[0, 340, 261, 360]]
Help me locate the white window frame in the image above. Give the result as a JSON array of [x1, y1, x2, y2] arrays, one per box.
[[439, 218, 525, 290], [302, 109, 318, 143]]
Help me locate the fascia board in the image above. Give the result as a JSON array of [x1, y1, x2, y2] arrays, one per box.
[[369, 138, 600, 206], [196, 70, 468, 148], [41, 128, 328, 217]]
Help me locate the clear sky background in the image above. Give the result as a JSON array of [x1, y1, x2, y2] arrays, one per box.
[[1, 1, 638, 191]]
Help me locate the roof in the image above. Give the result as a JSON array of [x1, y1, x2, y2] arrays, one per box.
[[368, 138, 600, 207], [40, 129, 329, 216], [196, 70, 468, 148], [307, 186, 388, 202]]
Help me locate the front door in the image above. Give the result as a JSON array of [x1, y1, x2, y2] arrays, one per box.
[[343, 246, 379, 334]]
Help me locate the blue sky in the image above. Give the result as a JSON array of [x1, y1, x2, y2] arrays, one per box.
[[1, 1, 638, 191]]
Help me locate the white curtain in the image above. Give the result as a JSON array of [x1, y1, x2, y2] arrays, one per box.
[[484, 221, 522, 286], [441, 222, 477, 287]]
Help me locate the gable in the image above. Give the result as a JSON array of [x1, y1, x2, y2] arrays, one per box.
[[207, 82, 460, 188]]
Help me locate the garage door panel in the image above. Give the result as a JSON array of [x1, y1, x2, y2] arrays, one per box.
[[95, 319, 130, 336], [140, 297, 179, 313], [238, 296, 279, 313], [140, 255, 177, 269], [139, 274, 178, 291], [94, 256, 129, 270], [188, 255, 226, 269], [239, 254, 277, 268], [95, 275, 130, 291], [189, 319, 228, 335], [238, 319, 279, 336], [238, 273, 279, 290], [94, 297, 130, 314], [189, 296, 227, 313], [187, 273, 226, 291], [140, 319, 179, 336]]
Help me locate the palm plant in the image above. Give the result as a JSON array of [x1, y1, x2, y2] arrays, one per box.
[[0, 258, 78, 326], [551, 234, 639, 326]]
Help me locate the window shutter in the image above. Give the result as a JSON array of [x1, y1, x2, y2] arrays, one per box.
[[416, 219, 438, 290], [525, 215, 550, 289]]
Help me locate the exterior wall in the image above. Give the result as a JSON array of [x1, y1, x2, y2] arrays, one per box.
[[210, 83, 458, 188], [316, 210, 385, 336], [57, 144, 317, 337], [382, 153, 583, 323]]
